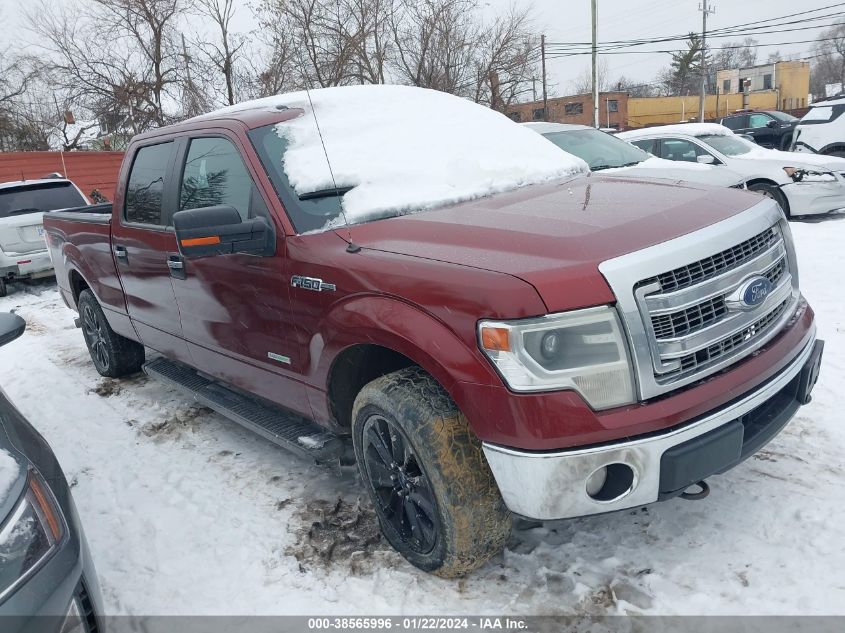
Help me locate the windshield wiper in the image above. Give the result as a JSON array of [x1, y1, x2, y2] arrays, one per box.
[[298, 186, 353, 201], [591, 161, 642, 171], [7, 207, 41, 215]]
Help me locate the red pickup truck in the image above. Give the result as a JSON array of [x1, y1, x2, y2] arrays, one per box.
[[43, 86, 823, 577]]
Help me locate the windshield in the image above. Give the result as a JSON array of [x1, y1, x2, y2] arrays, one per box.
[[0, 182, 85, 219], [698, 134, 753, 157], [238, 85, 586, 234], [541, 128, 648, 170], [768, 111, 798, 123]]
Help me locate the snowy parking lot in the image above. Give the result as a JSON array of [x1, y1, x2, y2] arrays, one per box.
[[0, 216, 843, 616]]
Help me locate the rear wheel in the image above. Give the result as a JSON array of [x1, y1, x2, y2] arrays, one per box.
[[0, 278, 6, 298], [748, 182, 791, 219], [78, 289, 144, 377], [352, 367, 511, 577]]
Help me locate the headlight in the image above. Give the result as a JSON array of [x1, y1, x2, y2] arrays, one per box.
[[783, 167, 837, 183], [478, 305, 636, 410], [0, 470, 65, 602]]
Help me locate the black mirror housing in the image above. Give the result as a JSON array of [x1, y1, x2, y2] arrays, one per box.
[[0, 313, 26, 347], [173, 205, 275, 258], [766, 119, 779, 128]]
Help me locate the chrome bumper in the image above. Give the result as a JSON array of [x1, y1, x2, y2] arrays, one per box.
[[482, 328, 817, 521]]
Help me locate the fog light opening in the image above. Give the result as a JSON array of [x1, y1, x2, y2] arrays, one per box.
[[586, 463, 636, 502]]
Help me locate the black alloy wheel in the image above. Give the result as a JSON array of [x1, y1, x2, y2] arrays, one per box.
[[82, 302, 109, 372], [361, 413, 439, 555]]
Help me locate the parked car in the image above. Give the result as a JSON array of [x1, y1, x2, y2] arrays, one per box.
[[525, 122, 746, 188], [790, 95, 845, 157], [0, 312, 103, 630], [43, 85, 823, 577], [718, 110, 799, 150], [618, 123, 845, 218], [0, 178, 88, 297]]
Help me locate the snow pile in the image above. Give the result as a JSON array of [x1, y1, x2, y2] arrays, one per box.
[[618, 122, 733, 141], [203, 85, 589, 226], [0, 449, 19, 501]]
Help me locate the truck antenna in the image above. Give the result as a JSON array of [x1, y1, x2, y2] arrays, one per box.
[[303, 87, 360, 253]]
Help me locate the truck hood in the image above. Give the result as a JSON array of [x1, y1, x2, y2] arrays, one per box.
[[344, 174, 762, 313]]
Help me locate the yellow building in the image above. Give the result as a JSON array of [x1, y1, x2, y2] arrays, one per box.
[[625, 61, 810, 129]]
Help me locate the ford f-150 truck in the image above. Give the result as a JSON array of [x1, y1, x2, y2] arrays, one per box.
[[42, 85, 823, 577]]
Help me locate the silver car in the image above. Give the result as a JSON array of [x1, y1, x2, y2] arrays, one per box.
[[0, 312, 103, 632]]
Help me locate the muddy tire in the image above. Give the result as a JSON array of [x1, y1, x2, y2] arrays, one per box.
[[78, 289, 144, 377], [352, 366, 511, 577], [748, 182, 791, 219]]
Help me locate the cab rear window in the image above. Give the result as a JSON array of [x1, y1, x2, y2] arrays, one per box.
[[0, 182, 86, 219]]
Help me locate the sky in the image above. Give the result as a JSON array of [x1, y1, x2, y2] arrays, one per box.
[[1, 0, 840, 100]]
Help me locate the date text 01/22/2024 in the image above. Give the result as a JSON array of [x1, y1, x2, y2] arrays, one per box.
[[306, 617, 529, 630]]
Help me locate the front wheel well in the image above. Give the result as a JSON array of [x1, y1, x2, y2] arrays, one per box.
[[327, 344, 417, 429]]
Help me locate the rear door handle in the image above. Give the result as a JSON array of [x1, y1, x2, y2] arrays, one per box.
[[113, 245, 128, 260], [167, 254, 186, 280]]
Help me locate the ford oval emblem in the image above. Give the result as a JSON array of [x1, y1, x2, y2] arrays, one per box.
[[741, 276, 773, 308]]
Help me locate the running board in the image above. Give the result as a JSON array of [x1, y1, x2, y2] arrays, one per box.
[[143, 357, 345, 462]]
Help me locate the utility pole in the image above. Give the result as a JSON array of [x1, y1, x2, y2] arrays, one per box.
[[541, 35, 548, 121], [698, 0, 715, 122], [591, 0, 599, 128]]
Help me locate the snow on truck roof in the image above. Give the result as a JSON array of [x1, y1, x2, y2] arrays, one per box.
[[618, 122, 734, 141], [195, 85, 589, 228]]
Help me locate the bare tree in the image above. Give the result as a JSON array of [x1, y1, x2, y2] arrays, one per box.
[[28, 0, 190, 132], [195, 0, 243, 105], [810, 24, 845, 98], [570, 58, 610, 95]]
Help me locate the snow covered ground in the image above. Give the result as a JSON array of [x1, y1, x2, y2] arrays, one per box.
[[0, 217, 843, 616]]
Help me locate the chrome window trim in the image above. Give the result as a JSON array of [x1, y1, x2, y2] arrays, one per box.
[[599, 199, 799, 400]]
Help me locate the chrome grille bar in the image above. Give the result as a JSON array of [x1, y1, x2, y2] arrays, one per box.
[[599, 200, 800, 400]]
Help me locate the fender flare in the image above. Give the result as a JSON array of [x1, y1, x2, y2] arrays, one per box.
[[315, 294, 500, 415]]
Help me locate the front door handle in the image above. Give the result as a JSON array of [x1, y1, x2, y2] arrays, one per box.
[[113, 245, 128, 260], [167, 254, 186, 280]]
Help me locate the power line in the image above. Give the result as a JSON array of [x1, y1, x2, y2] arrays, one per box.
[[545, 20, 845, 53], [544, 36, 845, 58]]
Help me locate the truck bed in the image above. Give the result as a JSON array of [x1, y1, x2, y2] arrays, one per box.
[[42, 203, 129, 325]]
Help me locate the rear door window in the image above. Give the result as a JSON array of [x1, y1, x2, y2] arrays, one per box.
[[179, 137, 256, 220], [721, 115, 747, 131], [659, 138, 713, 162], [0, 182, 86, 219], [629, 138, 658, 156], [125, 142, 174, 225]]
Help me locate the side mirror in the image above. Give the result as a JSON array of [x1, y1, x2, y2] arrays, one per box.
[[0, 313, 26, 347], [696, 154, 716, 165], [173, 205, 275, 258], [766, 119, 779, 129]]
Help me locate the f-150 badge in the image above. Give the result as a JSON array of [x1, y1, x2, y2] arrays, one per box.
[[291, 276, 336, 292]]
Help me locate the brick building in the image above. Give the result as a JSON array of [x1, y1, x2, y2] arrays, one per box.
[[505, 91, 629, 129]]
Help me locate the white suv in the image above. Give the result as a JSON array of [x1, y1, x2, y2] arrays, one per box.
[[0, 178, 88, 296], [791, 96, 845, 158]]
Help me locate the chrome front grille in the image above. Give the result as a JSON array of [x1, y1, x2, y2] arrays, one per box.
[[638, 224, 795, 385], [646, 227, 779, 293], [598, 199, 800, 400]]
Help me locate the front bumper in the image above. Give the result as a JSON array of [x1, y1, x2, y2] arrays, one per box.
[[0, 250, 54, 280], [782, 180, 845, 216], [482, 333, 823, 521]]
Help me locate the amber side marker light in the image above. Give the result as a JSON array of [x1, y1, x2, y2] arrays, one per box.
[[29, 473, 63, 541], [481, 326, 511, 352], [181, 236, 221, 247]]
